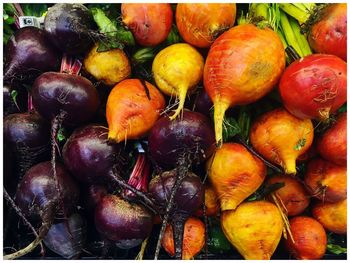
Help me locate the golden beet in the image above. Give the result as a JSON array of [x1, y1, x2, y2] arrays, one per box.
[[106, 79, 165, 143], [84, 45, 131, 86], [312, 199, 347, 234], [196, 184, 220, 217], [162, 217, 205, 260], [152, 43, 204, 120], [250, 108, 314, 175], [221, 201, 283, 260], [207, 143, 266, 211], [266, 175, 310, 216]]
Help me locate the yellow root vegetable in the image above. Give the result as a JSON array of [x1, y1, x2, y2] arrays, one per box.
[[250, 108, 314, 175], [207, 143, 266, 211], [221, 201, 283, 260], [84, 45, 131, 86], [152, 43, 204, 120]]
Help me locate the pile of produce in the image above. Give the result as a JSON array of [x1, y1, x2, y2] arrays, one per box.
[[3, 3, 347, 260]]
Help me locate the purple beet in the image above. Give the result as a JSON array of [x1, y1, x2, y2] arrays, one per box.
[[4, 112, 50, 178], [15, 161, 80, 221], [62, 124, 121, 183], [149, 170, 204, 259], [44, 213, 86, 259], [94, 194, 153, 249], [44, 3, 96, 55], [193, 89, 213, 117], [3, 84, 27, 116], [32, 72, 100, 126], [82, 184, 108, 212], [4, 27, 61, 84], [148, 110, 215, 168]]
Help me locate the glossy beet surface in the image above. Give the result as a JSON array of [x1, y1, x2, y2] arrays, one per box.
[[94, 195, 153, 249], [32, 72, 100, 126], [44, 213, 86, 259], [3, 84, 27, 116], [44, 3, 96, 55], [148, 110, 215, 168], [15, 161, 80, 220], [149, 170, 204, 216], [4, 27, 61, 83], [63, 125, 121, 183]]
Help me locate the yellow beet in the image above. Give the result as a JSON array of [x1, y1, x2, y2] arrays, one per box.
[[250, 108, 314, 175], [152, 43, 204, 120], [221, 201, 283, 260], [84, 45, 131, 86], [207, 143, 266, 211]]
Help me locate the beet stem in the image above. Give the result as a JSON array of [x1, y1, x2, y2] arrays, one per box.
[[285, 46, 301, 62], [109, 169, 158, 214], [172, 216, 186, 259], [60, 54, 82, 75], [235, 135, 284, 174], [27, 93, 34, 112], [154, 156, 190, 260]]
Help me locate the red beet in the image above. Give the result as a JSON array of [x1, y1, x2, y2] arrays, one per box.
[[4, 27, 61, 84], [94, 194, 153, 249], [82, 184, 108, 212], [193, 89, 213, 117], [3, 84, 27, 116], [279, 54, 347, 120], [62, 124, 122, 183], [148, 110, 215, 168], [317, 113, 347, 166], [32, 72, 100, 126]]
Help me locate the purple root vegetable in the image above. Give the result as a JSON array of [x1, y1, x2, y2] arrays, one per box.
[[44, 3, 97, 55], [4, 112, 50, 178], [3, 84, 27, 116], [149, 170, 204, 259], [94, 194, 153, 249], [4, 161, 80, 260], [148, 110, 215, 169], [62, 124, 123, 184], [44, 213, 86, 259], [4, 27, 61, 84], [82, 184, 108, 212], [192, 89, 213, 117]]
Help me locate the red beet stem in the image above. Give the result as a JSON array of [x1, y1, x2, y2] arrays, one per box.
[[60, 54, 82, 75]]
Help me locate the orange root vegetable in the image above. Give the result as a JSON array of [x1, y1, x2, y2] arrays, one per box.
[[121, 3, 173, 47], [285, 216, 327, 260], [304, 158, 347, 203], [162, 217, 205, 260], [175, 4, 236, 48], [317, 112, 347, 166], [152, 43, 204, 120], [250, 108, 314, 175], [266, 175, 310, 216], [221, 201, 283, 260], [207, 143, 266, 211], [83, 45, 131, 86], [203, 24, 285, 145], [106, 79, 165, 143], [196, 184, 220, 217], [312, 199, 347, 234]]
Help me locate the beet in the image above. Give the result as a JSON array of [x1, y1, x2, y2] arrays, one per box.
[[4, 27, 61, 84], [15, 161, 80, 221], [44, 3, 96, 55], [82, 184, 108, 212], [32, 72, 100, 126], [4, 112, 50, 178], [3, 84, 27, 116], [193, 89, 213, 117], [148, 110, 215, 168], [44, 213, 86, 259], [94, 194, 153, 249], [63, 124, 122, 183]]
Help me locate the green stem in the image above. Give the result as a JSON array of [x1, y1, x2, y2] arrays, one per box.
[[280, 10, 303, 57], [302, 3, 316, 12], [279, 3, 309, 24], [291, 3, 309, 14], [289, 16, 312, 56]]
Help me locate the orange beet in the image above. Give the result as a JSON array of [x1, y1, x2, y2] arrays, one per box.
[[207, 143, 266, 211], [176, 3, 236, 48], [195, 184, 219, 217], [106, 79, 165, 143], [304, 158, 346, 203], [312, 199, 347, 234], [250, 108, 314, 175], [162, 217, 205, 260], [285, 216, 327, 260], [266, 175, 310, 216], [204, 24, 285, 145], [317, 112, 347, 166], [122, 3, 173, 47]]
